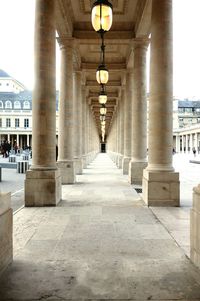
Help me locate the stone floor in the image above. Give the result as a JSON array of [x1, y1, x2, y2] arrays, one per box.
[[1, 154, 200, 300]]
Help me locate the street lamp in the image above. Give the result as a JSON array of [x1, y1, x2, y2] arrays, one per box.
[[91, 0, 113, 33], [96, 64, 109, 85], [99, 88, 108, 104], [100, 114, 106, 121], [100, 105, 107, 115]]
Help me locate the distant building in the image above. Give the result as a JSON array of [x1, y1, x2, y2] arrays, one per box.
[[173, 98, 200, 129], [0, 69, 25, 93], [0, 69, 58, 148]]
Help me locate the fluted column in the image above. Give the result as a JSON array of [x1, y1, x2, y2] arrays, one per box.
[[129, 39, 148, 185], [25, 0, 61, 206], [57, 38, 75, 184], [142, 0, 179, 206], [73, 71, 83, 174], [122, 71, 133, 174]]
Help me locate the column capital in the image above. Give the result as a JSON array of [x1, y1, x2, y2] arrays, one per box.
[[131, 37, 150, 51], [57, 37, 76, 50]]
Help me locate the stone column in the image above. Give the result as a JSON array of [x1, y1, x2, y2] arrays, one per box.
[[129, 39, 148, 185], [176, 135, 180, 153], [115, 104, 120, 165], [185, 134, 188, 153], [20, 135, 22, 149], [195, 133, 198, 152], [57, 38, 75, 184], [82, 86, 87, 168], [142, 0, 179, 206], [73, 71, 83, 174], [25, 0, 61, 206], [27, 134, 30, 147], [122, 71, 133, 174], [85, 100, 90, 164], [189, 134, 192, 153], [118, 89, 125, 168], [182, 135, 185, 152]]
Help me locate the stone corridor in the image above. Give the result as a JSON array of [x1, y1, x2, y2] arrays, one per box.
[[0, 154, 200, 300]]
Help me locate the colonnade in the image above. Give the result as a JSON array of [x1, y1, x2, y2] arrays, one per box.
[[174, 132, 200, 153], [17, 0, 200, 268], [0, 134, 31, 149]]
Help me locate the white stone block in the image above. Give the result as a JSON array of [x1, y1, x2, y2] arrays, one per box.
[[0, 192, 11, 216], [0, 192, 13, 275]]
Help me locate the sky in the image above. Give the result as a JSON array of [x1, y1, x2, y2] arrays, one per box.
[[0, 0, 200, 98]]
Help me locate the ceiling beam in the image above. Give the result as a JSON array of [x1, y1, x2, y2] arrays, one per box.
[[86, 80, 121, 87], [74, 30, 134, 41]]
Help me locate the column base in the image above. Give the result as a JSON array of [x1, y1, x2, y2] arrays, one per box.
[[129, 161, 147, 185], [117, 154, 123, 169], [74, 157, 83, 175], [25, 169, 61, 206], [57, 160, 75, 184], [0, 192, 13, 275], [122, 157, 131, 175], [191, 185, 200, 268], [142, 169, 180, 206]]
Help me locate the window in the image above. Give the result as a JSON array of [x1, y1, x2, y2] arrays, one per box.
[[6, 118, 11, 127], [23, 101, 30, 109], [15, 118, 20, 128], [14, 101, 21, 109], [24, 118, 29, 128], [185, 108, 192, 113], [5, 101, 12, 109], [0, 118, 2, 127], [6, 83, 9, 86], [0, 101, 3, 109], [178, 108, 184, 113]]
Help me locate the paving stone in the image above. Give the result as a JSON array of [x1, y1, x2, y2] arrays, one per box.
[[0, 154, 200, 300]]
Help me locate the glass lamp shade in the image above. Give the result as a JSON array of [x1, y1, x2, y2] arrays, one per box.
[[91, 0, 113, 33], [96, 65, 109, 84], [99, 93, 107, 104], [100, 106, 107, 115], [100, 114, 106, 121]]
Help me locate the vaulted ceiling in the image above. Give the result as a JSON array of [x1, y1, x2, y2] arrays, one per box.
[[55, 0, 151, 139]]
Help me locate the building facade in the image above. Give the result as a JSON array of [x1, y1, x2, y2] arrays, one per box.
[[0, 69, 59, 149]]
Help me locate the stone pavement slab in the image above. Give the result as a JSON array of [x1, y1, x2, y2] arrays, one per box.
[[0, 154, 200, 300]]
